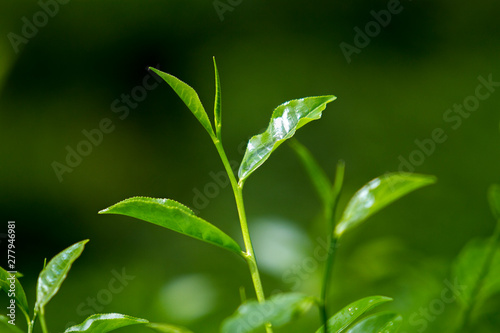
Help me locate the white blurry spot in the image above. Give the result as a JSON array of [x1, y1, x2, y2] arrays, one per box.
[[251, 217, 311, 278], [159, 274, 217, 323]]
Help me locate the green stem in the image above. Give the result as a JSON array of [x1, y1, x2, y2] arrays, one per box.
[[213, 139, 272, 333], [320, 160, 345, 333], [39, 309, 48, 333], [29, 312, 38, 333], [320, 236, 339, 333], [458, 221, 500, 332]]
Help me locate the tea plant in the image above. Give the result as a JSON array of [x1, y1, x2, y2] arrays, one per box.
[[1, 240, 187, 333], [97, 58, 436, 332], [1, 59, 437, 332]]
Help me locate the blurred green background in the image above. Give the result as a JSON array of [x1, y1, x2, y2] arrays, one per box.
[[1, 0, 499, 332]]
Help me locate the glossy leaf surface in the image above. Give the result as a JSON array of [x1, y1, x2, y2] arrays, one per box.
[[238, 95, 336, 183], [488, 184, 500, 220], [65, 313, 148, 332], [213, 57, 222, 140], [315, 296, 392, 333], [221, 293, 314, 333], [149, 67, 215, 138], [0, 266, 29, 319], [344, 312, 402, 333], [147, 323, 194, 333], [290, 139, 332, 208], [35, 239, 88, 311], [99, 197, 242, 255], [335, 173, 436, 237], [0, 315, 24, 333]]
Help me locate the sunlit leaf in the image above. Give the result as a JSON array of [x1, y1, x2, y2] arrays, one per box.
[[315, 296, 392, 333], [221, 293, 314, 333], [64, 313, 148, 333], [344, 312, 402, 333], [0, 315, 24, 333], [35, 240, 88, 311], [488, 184, 500, 221], [213, 57, 222, 140], [238, 95, 336, 183], [290, 139, 332, 208], [149, 67, 215, 139], [99, 197, 242, 256], [147, 322, 194, 333], [0, 266, 29, 321], [335, 173, 436, 237]]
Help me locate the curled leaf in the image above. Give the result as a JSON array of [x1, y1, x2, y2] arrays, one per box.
[[213, 57, 222, 140]]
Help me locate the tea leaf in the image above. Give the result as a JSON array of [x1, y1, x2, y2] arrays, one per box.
[[213, 57, 222, 140], [335, 173, 436, 237], [64, 313, 149, 333], [289, 139, 332, 208], [221, 293, 314, 333], [488, 184, 500, 221], [0, 266, 29, 321], [149, 67, 215, 139], [344, 312, 402, 333], [315, 296, 392, 333], [35, 239, 88, 311], [453, 237, 500, 308], [99, 197, 242, 256], [0, 315, 24, 333], [238, 96, 336, 184], [147, 323, 194, 333]]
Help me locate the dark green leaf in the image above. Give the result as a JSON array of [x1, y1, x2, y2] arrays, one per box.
[[344, 312, 402, 333], [149, 67, 215, 139], [0, 315, 24, 333], [99, 197, 242, 255], [238, 96, 336, 183], [335, 173, 436, 237], [315, 296, 392, 333], [221, 292, 314, 333], [0, 266, 29, 321], [488, 184, 500, 221], [64, 313, 148, 333], [35, 239, 88, 311], [213, 57, 222, 140], [147, 323, 194, 333], [290, 139, 332, 208]]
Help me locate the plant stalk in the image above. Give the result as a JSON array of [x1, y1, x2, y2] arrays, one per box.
[[38, 309, 49, 333], [320, 236, 339, 333], [213, 139, 273, 333], [320, 160, 345, 333]]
